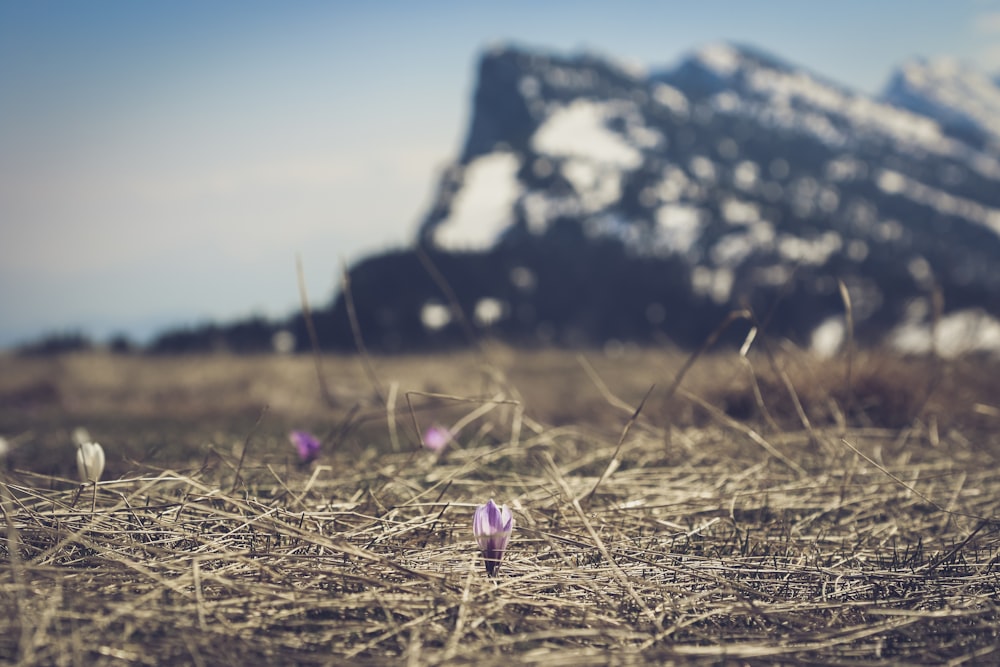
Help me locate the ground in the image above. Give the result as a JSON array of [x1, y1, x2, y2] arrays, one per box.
[[1, 344, 999, 665]]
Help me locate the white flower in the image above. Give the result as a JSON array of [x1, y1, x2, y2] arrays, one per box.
[[76, 441, 105, 483], [72, 427, 92, 448]]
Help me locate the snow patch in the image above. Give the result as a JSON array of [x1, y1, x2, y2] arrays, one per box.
[[891, 308, 1000, 357], [655, 204, 705, 254], [810, 317, 845, 357], [696, 43, 740, 77], [745, 65, 946, 149], [652, 82, 689, 117], [521, 190, 580, 234], [689, 156, 716, 183], [777, 231, 842, 265], [561, 159, 623, 212], [474, 298, 507, 327], [876, 169, 1000, 236], [732, 160, 760, 190], [721, 198, 760, 225], [826, 156, 869, 182], [421, 302, 451, 331], [532, 100, 644, 169], [433, 152, 522, 250], [710, 234, 754, 267], [655, 165, 693, 202], [892, 58, 1000, 142], [691, 266, 734, 304]]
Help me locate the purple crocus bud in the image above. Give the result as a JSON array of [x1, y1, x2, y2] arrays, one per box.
[[422, 425, 452, 453], [473, 499, 514, 576], [289, 430, 321, 464]]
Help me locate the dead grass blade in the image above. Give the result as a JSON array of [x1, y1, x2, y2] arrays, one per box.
[[584, 383, 655, 502], [296, 254, 338, 409], [342, 263, 387, 404]]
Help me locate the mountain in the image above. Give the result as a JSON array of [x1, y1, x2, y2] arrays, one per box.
[[311, 43, 1000, 354], [148, 43, 1000, 355]]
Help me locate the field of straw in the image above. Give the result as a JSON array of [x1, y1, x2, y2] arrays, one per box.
[[1, 343, 999, 665]]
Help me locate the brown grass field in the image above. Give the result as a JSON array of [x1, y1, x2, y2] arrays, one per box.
[[1, 343, 999, 665]]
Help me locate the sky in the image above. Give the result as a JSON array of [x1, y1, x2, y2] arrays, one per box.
[[2, 1, 1000, 348]]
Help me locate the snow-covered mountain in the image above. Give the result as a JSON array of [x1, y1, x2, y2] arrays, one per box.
[[326, 43, 1000, 353]]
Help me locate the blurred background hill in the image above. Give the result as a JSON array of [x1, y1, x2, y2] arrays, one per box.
[[4, 2, 1000, 355]]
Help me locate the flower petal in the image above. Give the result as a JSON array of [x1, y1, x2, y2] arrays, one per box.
[[290, 430, 321, 463], [473, 499, 514, 576], [76, 441, 105, 483]]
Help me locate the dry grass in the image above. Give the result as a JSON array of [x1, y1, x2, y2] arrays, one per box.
[[2, 344, 1000, 665]]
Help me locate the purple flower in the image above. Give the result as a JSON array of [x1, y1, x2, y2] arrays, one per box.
[[422, 425, 452, 453], [473, 499, 514, 576], [289, 430, 321, 464]]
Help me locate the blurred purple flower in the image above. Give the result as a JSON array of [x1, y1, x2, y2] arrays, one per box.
[[473, 499, 514, 576], [289, 430, 321, 464], [422, 425, 452, 453]]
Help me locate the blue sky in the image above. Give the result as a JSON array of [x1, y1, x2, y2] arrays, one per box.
[[2, 1, 999, 348]]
